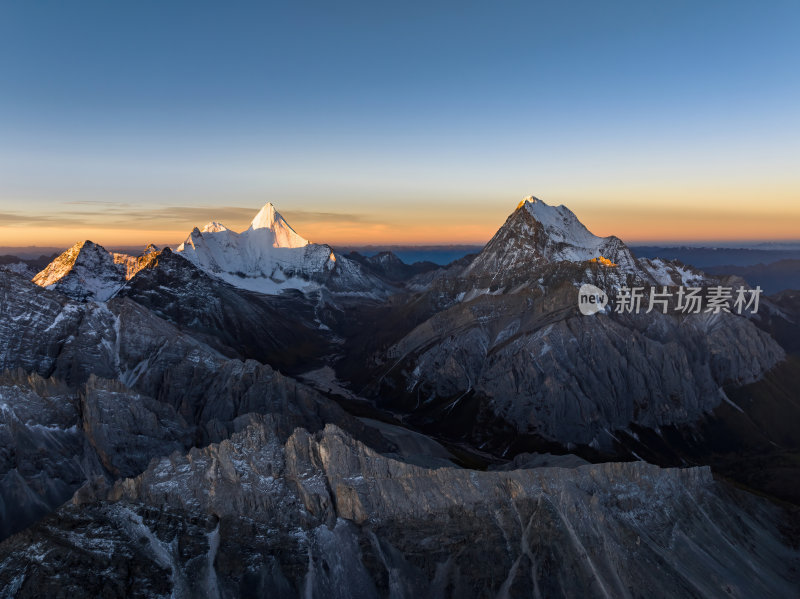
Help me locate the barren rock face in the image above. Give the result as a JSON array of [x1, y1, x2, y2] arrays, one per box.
[[0, 273, 380, 442], [0, 272, 386, 543], [31, 240, 127, 302], [114, 248, 330, 370], [2, 419, 797, 598], [80, 376, 194, 478], [0, 370, 93, 540], [361, 201, 786, 452], [0, 272, 85, 379], [385, 273, 784, 448]]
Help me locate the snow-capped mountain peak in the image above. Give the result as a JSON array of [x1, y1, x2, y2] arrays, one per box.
[[518, 195, 600, 249], [458, 195, 711, 289], [202, 221, 229, 233], [461, 195, 641, 284], [175, 202, 388, 296], [31, 241, 166, 301], [249, 202, 278, 229], [248, 202, 308, 249], [32, 240, 126, 301]]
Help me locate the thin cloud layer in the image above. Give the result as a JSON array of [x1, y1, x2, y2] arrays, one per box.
[[1, 204, 305, 231], [0, 202, 382, 248]]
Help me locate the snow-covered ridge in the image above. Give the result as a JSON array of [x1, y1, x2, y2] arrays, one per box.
[[462, 195, 641, 281], [459, 195, 714, 289], [175, 202, 387, 296], [519, 195, 607, 259], [27, 202, 387, 300]]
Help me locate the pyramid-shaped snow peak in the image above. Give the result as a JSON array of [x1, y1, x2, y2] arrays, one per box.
[[175, 202, 387, 296], [247, 202, 308, 249], [517, 196, 603, 251], [462, 195, 640, 281]]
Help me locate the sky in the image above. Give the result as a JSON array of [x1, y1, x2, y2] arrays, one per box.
[[1, 0, 799, 248]]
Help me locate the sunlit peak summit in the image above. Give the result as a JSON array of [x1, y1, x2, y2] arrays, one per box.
[[202, 221, 228, 233], [517, 195, 540, 210], [249, 202, 308, 249], [249, 202, 279, 230]]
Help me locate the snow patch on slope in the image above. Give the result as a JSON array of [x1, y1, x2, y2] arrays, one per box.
[[521, 196, 606, 260]]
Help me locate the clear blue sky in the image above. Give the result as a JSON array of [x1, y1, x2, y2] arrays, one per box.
[[1, 0, 798, 246]]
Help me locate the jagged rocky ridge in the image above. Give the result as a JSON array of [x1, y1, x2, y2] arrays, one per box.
[[359, 199, 785, 451], [378, 281, 783, 448], [28, 204, 392, 302], [23, 238, 334, 371], [2, 196, 800, 598], [1, 418, 798, 598], [0, 271, 386, 539], [113, 247, 331, 371], [31, 241, 159, 301], [345, 250, 440, 282]]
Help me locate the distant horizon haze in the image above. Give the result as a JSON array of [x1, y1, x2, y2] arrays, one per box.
[[1, 202, 799, 250]]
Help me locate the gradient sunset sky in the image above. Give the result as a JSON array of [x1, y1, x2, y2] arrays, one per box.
[[1, 1, 798, 248]]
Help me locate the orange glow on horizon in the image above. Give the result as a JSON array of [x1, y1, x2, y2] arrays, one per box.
[[580, 207, 800, 243], [1, 199, 798, 249]]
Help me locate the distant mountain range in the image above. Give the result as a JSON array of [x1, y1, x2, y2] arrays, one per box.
[[335, 245, 484, 266], [631, 246, 800, 293], [701, 259, 800, 294], [1, 197, 799, 597], [631, 244, 800, 267]]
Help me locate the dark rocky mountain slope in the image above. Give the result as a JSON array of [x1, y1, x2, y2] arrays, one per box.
[[2, 197, 800, 598], [2, 418, 798, 598]]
